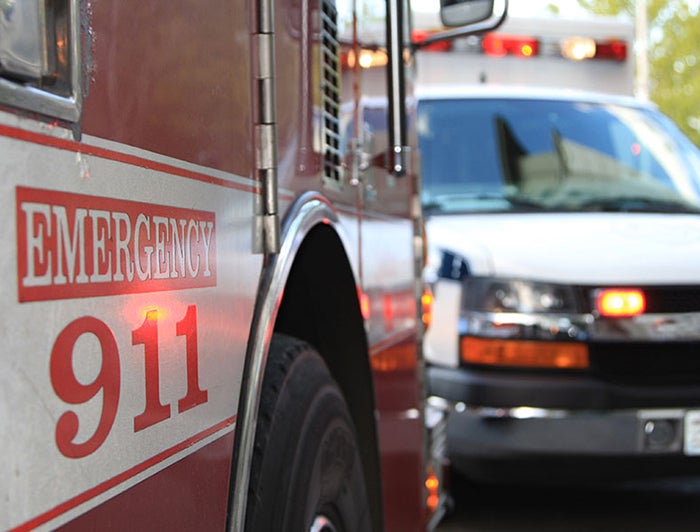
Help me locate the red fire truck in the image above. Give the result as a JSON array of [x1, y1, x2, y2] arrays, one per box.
[[0, 0, 506, 530]]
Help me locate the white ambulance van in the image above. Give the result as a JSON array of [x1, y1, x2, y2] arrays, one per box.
[[416, 14, 700, 482]]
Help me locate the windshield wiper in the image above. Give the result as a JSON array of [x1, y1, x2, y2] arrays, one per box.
[[504, 195, 549, 211], [578, 196, 700, 214], [423, 192, 549, 214], [423, 193, 505, 213]]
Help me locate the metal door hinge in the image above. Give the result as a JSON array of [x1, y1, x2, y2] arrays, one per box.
[[253, 5, 280, 254]]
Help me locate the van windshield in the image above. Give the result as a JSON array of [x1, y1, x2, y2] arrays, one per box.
[[417, 98, 700, 214]]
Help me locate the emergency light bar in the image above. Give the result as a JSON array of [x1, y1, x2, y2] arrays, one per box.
[[413, 29, 628, 62], [482, 33, 627, 60], [561, 37, 627, 61], [482, 33, 539, 57]]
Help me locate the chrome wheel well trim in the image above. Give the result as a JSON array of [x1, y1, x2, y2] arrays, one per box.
[[228, 192, 346, 531]]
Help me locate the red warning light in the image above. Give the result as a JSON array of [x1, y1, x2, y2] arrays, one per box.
[[412, 29, 453, 52], [595, 39, 627, 61], [482, 34, 540, 58]]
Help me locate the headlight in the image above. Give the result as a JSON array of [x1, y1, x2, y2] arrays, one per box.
[[463, 278, 581, 314], [460, 278, 591, 369]]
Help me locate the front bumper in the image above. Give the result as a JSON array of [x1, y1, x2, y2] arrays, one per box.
[[446, 405, 685, 458], [440, 402, 700, 483], [428, 365, 700, 411], [427, 365, 700, 465]]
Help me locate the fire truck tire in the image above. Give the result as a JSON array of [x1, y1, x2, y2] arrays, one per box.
[[245, 333, 372, 531]]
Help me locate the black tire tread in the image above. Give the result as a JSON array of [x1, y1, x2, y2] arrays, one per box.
[[245, 333, 371, 531]]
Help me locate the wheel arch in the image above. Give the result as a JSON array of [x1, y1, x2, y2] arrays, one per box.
[[229, 192, 383, 531]]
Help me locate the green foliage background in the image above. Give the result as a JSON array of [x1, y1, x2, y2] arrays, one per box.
[[571, 1, 700, 146]]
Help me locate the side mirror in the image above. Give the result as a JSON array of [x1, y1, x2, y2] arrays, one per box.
[[440, 0, 500, 27], [414, 0, 508, 49]]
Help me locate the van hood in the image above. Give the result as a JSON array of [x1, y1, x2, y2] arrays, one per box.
[[426, 212, 700, 285]]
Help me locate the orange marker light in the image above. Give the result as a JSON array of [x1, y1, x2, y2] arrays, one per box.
[[425, 468, 440, 514], [597, 289, 646, 317], [360, 291, 371, 320], [421, 288, 434, 328], [461, 337, 589, 369]]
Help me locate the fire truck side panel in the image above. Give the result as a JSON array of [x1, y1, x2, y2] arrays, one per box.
[[54, 433, 235, 531], [1, 0, 427, 530], [3, 125, 258, 530], [4, 0, 251, 529]]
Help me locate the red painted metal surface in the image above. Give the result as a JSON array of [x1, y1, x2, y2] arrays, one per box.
[[57, 432, 235, 531], [373, 331, 427, 531], [81, 0, 252, 177]]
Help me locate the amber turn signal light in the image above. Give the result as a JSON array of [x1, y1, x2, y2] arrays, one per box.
[[461, 337, 589, 369]]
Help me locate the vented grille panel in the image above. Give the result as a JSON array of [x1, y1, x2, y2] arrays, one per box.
[[582, 285, 700, 384], [589, 341, 700, 385], [320, 0, 342, 183], [578, 285, 700, 313]]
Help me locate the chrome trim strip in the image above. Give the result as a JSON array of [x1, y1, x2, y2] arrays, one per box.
[[386, 0, 406, 176], [464, 310, 700, 342], [446, 402, 688, 421], [0, 80, 78, 121], [464, 311, 593, 341], [228, 192, 342, 531], [463, 405, 569, 420], [591, 312, 700, 341]]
